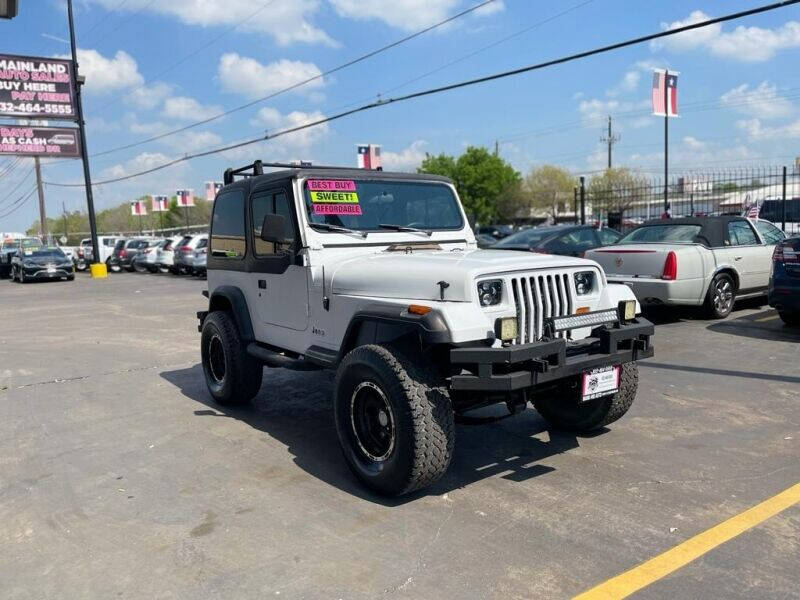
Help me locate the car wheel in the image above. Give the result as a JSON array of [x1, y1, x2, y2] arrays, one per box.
[[333, 344, 455, 496], [534, 362, 638, 432], [704, 273, 736, 319], [11, 266, 18, 282], [779, 311, 800, 327], [201, 311, 263, 405], [66, 275, 75, 281], [158, 265, 170, 274], [133, 262, 148, 273], [19, 267, 26, 283]]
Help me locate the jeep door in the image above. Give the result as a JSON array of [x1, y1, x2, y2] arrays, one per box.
[[249, 186, 309, 332]]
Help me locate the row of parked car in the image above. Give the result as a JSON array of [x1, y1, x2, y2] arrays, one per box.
[[74, 233, 208, 276]]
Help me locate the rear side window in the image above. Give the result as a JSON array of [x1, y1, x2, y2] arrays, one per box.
[[754, 220, 785, 244], [727, 221, 758, 246], [619, 225, 702, 244], [211, 189, 246, 259], [598, 228, 622, 245], [196, 238, 208, 249]]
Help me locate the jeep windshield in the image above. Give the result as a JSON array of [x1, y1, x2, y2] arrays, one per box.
[[302, 178, 463, 233]]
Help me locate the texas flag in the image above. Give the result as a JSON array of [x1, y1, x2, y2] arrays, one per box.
[[150, 195, 169, 212], [652, 69, 679, 117], [176, 189, 194, 207], [205, 181, 222, 201], [130, 200, 147, 216]]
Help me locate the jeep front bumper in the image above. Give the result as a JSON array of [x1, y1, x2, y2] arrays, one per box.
[[449, 318, 654, 392]]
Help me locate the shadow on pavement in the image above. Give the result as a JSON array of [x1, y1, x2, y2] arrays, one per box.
[[642, 361, 800, 384], [706, 308, 800, 343], [160, 364, 584, 505]]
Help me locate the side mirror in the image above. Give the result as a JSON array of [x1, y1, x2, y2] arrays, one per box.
[[260, 214, 291, 245]]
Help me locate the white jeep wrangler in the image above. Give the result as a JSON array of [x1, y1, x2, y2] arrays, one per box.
[[198, 161, 654, 496]]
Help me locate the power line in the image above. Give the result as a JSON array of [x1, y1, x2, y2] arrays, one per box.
[[88, 0, 501, 158], [82, 0, 130, 38], [0, 167, 35, 207], [90, 0, 158, 45], [92, 0, 281, 115], [46, 0, 800, 188], [0, 185, 37, 220]]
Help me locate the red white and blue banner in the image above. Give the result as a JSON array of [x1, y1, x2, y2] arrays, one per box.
[[652, 69, 679, 117], [205, 181, 222, 201], [150, 194, 168, 212], [130, 200, 147, 216], [176, 189, 194, 207]]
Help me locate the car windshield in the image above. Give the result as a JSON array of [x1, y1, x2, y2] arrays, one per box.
[[618, 224, 703, 244], [303, 178, 463, 233], [494, 227, 561, 248], [24, 247, 65, 258], [20, 238, 41, 249]]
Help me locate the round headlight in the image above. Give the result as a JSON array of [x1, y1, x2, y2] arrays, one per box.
[[574, 271, 595, 295], [477, 280, 502, 306]]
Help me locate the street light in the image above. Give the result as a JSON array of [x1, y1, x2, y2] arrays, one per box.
[[0, 0, 19, 19]]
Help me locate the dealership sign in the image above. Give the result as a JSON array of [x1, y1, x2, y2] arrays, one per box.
[[0, 125, 80, 157], [0, 54, 76, 120]]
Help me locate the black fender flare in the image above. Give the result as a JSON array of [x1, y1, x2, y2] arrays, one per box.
[[206, 285, 255, 342], [336, 305, 451, 364]]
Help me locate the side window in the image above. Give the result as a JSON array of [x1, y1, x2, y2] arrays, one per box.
[[727, 221, 758, 246], [557, 228, 596, 250], [210, 189, 246, 259], [598, 228, 622, 245], [754, 220, 785, 244], [252, 190, 296, 257]]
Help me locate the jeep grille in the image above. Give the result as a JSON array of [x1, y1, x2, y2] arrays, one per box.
[[509, 271, 574, 343]]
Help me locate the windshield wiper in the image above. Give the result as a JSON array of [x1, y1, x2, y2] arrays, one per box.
[[378, 224, 433, 236], [309, 222, 367, 238]]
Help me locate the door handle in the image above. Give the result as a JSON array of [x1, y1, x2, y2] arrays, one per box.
[[734, 256, 743, 261], [258, 279, 266, 289]]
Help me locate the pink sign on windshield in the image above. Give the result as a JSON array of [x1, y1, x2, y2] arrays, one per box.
[[313, 204, 362, 216], [307, 179, 356, 192]]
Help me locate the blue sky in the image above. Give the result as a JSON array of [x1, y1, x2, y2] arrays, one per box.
[[1, 0, 800, 231]]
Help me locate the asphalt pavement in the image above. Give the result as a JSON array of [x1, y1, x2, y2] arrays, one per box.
[[1, 274, 798, 599]]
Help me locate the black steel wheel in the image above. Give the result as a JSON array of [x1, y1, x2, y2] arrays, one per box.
[[200, 311, 262, 405], [334, 344, 454, 496]]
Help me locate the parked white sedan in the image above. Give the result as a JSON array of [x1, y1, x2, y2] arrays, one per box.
[[586, 216, 786, 318]]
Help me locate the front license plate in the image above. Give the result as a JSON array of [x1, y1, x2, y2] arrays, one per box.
[[581, 366, 620, 402], [47, 266, 56, 273]]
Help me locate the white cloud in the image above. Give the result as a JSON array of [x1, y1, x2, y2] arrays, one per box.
[[652, 10, 800, 62], [381, 140, 428, 171], [89, 0, 335, 46], [736, 118, 800, 141], [217, 53, 324, 100], [683, 136, 706, 150], [162, 96, 223, 121], [330, 0, 503, 31], [606, 71, 641, 97], [720, 82, 793, 120], [56, 49, 143, 93], [100, 151, 174, 179], [578, 98, 650, 123], [124, 82, 172, 110], [249, 107, 328, 154]]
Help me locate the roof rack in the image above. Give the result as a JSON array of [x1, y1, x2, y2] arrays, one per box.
[[222, 160, 382, 185]]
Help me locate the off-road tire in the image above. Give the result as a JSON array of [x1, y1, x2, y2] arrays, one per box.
[[779, 311, 800, 327], [200, 311, 263, 406], [334, 344, 455, 496], [534, 362, 638, 432], [704, 273, 735, 319]]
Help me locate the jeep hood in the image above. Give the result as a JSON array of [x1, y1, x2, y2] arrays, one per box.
[[330, 249, 592, 302]]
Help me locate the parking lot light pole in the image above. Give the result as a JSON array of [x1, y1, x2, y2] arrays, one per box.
[[67, 0, 101, 271]]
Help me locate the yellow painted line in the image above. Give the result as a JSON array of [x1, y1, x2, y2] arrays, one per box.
[[574, 482, 800, 599], [754, 315, 779, 322]]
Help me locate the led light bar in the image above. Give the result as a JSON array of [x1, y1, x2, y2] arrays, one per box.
[[548, 309, 618, 333]]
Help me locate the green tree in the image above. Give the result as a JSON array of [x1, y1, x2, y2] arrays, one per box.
[[419, 146, 520, 224], [588, 168, 648, 215], [525, 165, 574, 222]]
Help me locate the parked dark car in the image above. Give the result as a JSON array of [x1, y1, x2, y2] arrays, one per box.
[[491, 224, 622, 257], [11, 246, 74, 282], [1, 237, 42, 277], [107, 238, 127, 272], [476, 224, 514, 240], [119, 238, 157, 272], [769, 237, 800, 326], [475, 233, 498, 248]]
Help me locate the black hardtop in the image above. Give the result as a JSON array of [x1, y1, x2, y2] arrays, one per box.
[[219, 164, 453, 196], [637, 215, 751, 248]]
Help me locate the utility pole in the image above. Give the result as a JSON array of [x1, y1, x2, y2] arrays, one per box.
[[494, 140, 499, 157], [67, 0, 101, 268], [63, 201, 68, 241], [599, 115, 620, 170], [34, 157, 48, 241]]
